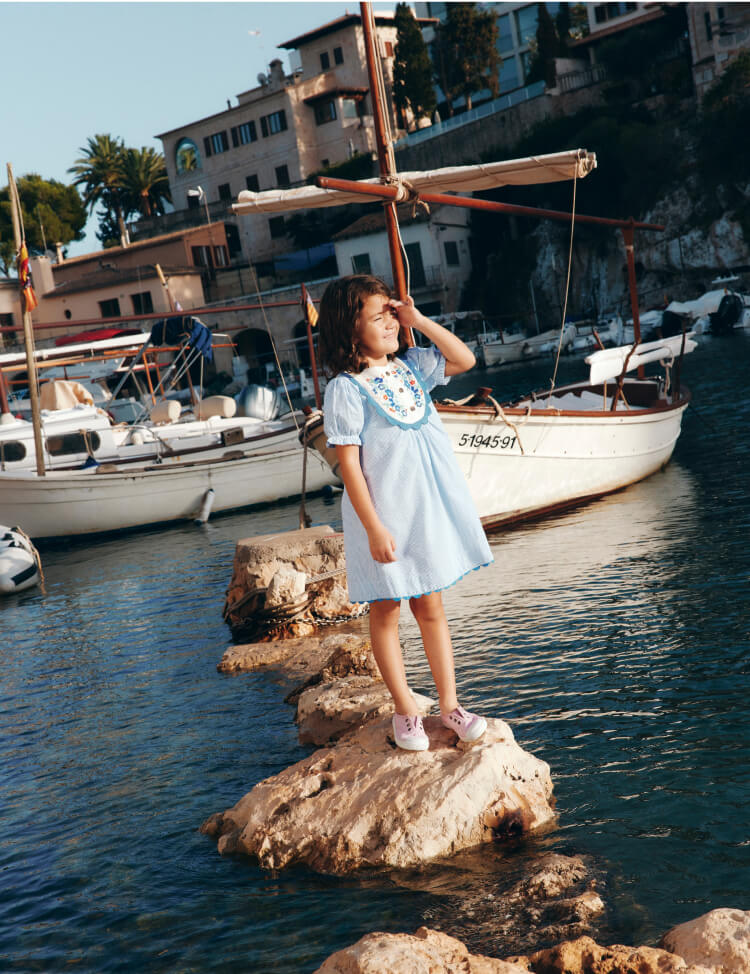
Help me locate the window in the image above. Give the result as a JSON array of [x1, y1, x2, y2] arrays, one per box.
[[515, 5, 538, 45], [499, 55, 520, 92], [218, 183, 232, 201], [320, 51, 330, 70], [497, 14, 514, 53], [213, 245, 229, 267], [175, 138, 201, 173], [260, 110, 287, 137], [203, 131, 229, 156], [384, 41, 394, 57], [321, 158, 330, 168], [333, 46, 343, 65], [246, 174, 260, 193], [269, 216, 286, 239], [225, 224, 242, 256], [231, 120, 257, 147], [351, 253, 371, 274], [99, 298, 121, 318], [46, 431, 101, 456], [192, 245, 212, 267], [0, 312, 14, 333], [275, 165, 290, 187], [404, 242, 425, 288], [443, 241, 459, 267], [314, 99, 337, 125], [131, 291, 154, 314], [187, 193, 200, 210], [0, 440, 25, 463], [342, 98, 359, 119], [705, 10, 713, 40]]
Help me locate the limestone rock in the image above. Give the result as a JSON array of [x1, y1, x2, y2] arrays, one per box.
[[284, 634, 381, 705], [224, 526, 362, 639], [296, 676, 433, 746], [662, 909, 750, 974], [510, 935, 711, 974], [201, 716, 555, 874], [265, 566, 307, 608], [315, 926, 529, 974]]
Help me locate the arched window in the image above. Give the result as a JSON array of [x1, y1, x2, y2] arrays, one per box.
[[176, 138, 201, 173]]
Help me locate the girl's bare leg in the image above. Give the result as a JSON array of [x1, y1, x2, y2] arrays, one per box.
[[369, 600, 417, 714], [409, 592, 459, 713]]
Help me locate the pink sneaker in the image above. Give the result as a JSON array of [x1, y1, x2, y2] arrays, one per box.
[[392, 714, 429, 751], [441, 705, 487, 742]]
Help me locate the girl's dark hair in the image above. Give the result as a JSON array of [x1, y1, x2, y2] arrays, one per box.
[[318, 274, 401, 375]]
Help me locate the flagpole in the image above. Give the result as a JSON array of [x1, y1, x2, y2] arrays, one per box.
[[301, 284, 322, 409], [7, 163, 46, 476]]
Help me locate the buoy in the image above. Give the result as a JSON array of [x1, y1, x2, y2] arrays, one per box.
[[195, 488, 216, 525], [0, 525, 41, 594]]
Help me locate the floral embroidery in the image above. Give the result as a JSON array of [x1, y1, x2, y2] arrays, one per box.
[[351, 359, 428, 426]]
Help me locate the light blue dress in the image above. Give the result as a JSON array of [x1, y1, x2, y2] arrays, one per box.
[[323, 345, 493, 603]]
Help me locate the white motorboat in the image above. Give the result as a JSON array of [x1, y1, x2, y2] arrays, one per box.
[[0, 431, 334, 539], [0, 525, 41, 593]]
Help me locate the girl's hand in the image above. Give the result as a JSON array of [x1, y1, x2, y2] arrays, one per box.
[[391, 296, 422, 331], [368, 523, 397, 563]]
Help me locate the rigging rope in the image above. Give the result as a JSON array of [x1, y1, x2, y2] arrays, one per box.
[[548, 167, 578, 399], [247, 263, 299, 430]]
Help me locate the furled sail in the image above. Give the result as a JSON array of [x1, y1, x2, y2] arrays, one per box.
[[232, 149, 597, 214]]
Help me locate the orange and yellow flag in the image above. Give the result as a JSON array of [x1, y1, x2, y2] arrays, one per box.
[[18, 244, 38, 313], [302, 283, 318, 328]]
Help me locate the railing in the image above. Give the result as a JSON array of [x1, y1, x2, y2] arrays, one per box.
[[378, 264, 445, 291], [557, 63, 607, 93], [394, 81, 546, 147]]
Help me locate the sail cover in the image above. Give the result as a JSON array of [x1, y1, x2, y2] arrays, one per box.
[[232, 149, 597, 214]]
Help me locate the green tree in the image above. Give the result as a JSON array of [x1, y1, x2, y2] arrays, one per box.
[[433, 3, 499, 116], [526, 4, 561, 87], [68, 134, 129, 243], [393, 2, 436, 130], [0, 174, 87, 275], [117, 146, 171, 218], [698, 51, 750, 194]]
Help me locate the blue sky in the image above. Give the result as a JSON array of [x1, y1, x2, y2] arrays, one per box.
[[1, 1, 396, 255]]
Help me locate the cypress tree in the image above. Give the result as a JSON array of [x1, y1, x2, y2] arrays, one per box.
[[393, 3, 437, 130], [434, 3, 499, 115]]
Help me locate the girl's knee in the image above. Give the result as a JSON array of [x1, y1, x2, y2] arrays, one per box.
[[370, 599, 401, 625], [409, 592, 445, 623]]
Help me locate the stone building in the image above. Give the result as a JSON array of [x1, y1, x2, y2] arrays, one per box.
[[154, 12, 434, 271], [687, 2, 750, 100]]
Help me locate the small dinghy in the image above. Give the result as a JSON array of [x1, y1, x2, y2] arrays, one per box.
[[0, 525, 41, 594]]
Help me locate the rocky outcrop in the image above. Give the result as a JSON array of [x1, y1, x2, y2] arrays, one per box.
[[661, 909, 750, 974], [296, 677, 434, 746], [201, 716, 555, 874], [223, 526, 363, 640], [315, 926, 529, 974], [218, 630, 371, 685], [316, 919, 737, 974]]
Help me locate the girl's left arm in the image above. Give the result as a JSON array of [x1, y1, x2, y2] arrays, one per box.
[[393, 298, 475, 376]]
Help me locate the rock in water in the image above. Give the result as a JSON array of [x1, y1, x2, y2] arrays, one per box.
[[314, 926, 529, 974], [661, 909, 750, 974], [296, 677, 434, 746], [201, 716, 554, 874]]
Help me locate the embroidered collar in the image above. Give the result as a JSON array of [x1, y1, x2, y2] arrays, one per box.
[[349, 358, 429, 428]]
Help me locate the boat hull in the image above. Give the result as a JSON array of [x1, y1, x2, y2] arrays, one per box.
[[437, 392, 689, 528], [0, 447, 336, 539]]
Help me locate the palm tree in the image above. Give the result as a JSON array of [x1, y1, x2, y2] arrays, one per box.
[[117, 146, 171, 218], [68, 134, 128, 239]]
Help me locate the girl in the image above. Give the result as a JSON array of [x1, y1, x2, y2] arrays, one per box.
[[319, 275, 493, 752]]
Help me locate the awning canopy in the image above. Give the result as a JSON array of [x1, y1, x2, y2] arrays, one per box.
[[232, 149, 597, 215]]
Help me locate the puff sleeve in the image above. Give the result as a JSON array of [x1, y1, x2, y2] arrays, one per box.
[[324, 375, 365, 447], [402, 344, 450, 392]]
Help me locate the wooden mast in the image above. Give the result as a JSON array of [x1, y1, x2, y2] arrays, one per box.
[[7, 163, 46, 475], [359, 2, 413, 344]]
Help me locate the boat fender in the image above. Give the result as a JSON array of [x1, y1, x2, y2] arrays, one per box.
[[0, 526, 41, 594], [195, 488, 216, 525]]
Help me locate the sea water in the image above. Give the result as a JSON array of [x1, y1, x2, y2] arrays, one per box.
[[1, 336, 748, 972]]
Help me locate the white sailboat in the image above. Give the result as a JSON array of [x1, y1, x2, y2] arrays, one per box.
[[231, 2, 694, 531]]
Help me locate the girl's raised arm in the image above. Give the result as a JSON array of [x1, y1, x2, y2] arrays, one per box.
[[393, 298, 475, 376]]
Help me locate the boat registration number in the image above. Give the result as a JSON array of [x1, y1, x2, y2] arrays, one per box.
[[458, 432, 517, 450]]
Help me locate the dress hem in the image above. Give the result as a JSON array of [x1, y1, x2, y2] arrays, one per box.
[[353, 558, 494, 604]]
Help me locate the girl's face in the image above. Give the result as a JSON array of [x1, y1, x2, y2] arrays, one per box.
[[356, 293, 400, 366]]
